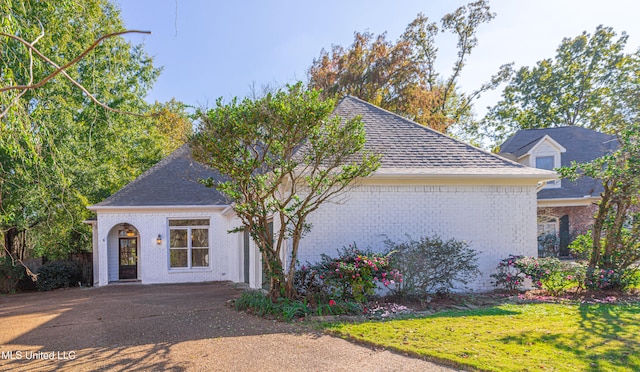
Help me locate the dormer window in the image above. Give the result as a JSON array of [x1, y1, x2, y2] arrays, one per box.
[[518, 135, 566, 189], [535, 155, 560, 188], [535, 156, 554, 171]]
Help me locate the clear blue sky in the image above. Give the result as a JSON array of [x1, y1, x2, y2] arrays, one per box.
[[116, 0, 640, 116]]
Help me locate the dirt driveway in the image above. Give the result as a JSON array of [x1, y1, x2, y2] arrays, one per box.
[[0, 282, 453, 371]]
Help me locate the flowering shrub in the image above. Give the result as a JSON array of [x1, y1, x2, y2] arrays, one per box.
[[0, 256, 25, 294], [492, 255, 585, 295], [490, 255, 525, 291], [297, 244, 402, 303], [584, 267, 639, 290], [569, 230, 640, 290]]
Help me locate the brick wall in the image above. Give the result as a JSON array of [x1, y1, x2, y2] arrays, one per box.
[[297, 184, 539, 291], [538, 205, 597, 236], [93, 183, 540, 292]]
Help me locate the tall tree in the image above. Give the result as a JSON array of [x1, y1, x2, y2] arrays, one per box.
[[191, 84, 380, 299], [1, 0, 176, 259], [484, 25, 639, 145], [308, 0, 511, 134], [559, 121, 640, 288]]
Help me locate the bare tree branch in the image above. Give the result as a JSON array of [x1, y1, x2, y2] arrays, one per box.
[[0, 30, 152, 118]]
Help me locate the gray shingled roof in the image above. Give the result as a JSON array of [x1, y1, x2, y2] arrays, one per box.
[[336, 96, 554, 177], [499, 127, 618, 199], [92, 145, 229, 207], [92, 97, 555, 208]]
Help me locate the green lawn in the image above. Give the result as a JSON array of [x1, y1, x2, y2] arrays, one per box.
[[326, 303, 640, 371]]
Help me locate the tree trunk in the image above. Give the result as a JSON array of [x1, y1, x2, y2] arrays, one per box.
[[3, 227, 18, 258], [589, 186, 611, 268]]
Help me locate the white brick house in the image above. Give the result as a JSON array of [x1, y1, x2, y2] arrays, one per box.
[[87, 97, 555, 291]]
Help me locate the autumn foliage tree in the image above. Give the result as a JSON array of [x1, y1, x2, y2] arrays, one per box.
[[308, 0, 511, 133], [190, 84, 380, 299]]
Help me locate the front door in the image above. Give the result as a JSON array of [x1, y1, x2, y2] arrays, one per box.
[[119, 237, 138, 279]]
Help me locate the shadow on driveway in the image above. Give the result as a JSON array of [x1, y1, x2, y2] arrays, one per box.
[[0, 282, 453, 371]]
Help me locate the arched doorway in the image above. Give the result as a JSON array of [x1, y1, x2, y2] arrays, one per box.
[[117, 223, 139, 280]]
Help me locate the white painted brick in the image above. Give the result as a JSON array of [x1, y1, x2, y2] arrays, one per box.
[[297, 184, 538, 291], [93, 183, 538, 292]]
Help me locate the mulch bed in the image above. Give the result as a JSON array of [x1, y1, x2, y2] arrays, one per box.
[[363, 289, 640, 319]]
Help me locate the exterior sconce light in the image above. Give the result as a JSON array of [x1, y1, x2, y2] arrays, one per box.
[[156, 234, 162, 245]]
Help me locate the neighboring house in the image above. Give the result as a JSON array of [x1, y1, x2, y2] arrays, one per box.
[[499, 127, 618, 257], [87, 96, 554, 291]]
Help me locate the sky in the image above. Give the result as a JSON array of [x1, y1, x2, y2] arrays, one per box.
[[116, 0, 640, 117]]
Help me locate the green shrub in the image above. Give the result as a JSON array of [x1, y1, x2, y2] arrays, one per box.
[[387, 235, 479, 296], [584, 267, 640, 290], [515, 256, 584, 295], [36, 261, 82, 291], [493, 255, 586, 295], [0, 256, 25, 294], [235, 290, 312, 321], [569, 229, 640, 290]]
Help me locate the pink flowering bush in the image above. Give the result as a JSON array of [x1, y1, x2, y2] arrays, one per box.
[[296, 244, 402, 303], [584, 267, 639, 290], [516, 257, 585, 295], [491, 255, 526, 291], [493, 255, 585, 295]]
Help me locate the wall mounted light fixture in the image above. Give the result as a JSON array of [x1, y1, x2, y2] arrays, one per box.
[[156, 234, 162, 245]]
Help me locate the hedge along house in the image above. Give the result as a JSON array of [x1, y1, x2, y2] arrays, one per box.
[[87, 96, 555, 290]]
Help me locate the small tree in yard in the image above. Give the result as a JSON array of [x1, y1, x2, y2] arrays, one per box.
[[559, 120, 640, 289], [190, 84, 380, 299]]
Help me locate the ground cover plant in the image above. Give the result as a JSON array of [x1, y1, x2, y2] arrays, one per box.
[[326, 302, 640, 371]]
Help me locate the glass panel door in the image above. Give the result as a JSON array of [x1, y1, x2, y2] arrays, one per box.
[[119, 237, 138, 279]]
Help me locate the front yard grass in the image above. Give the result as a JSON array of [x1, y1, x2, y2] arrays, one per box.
[[325, 303, 640, 371]]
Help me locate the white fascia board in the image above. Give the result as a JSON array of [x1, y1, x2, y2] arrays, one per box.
[[369, 170, 557, 182], [87, 205, 229, 213], [538, 196, 600, 207]]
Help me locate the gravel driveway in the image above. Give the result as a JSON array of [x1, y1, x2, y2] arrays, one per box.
[[0, 282, 453, 371]]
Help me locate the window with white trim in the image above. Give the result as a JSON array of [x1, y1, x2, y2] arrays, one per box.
[[535, 155, 560, 188], [169, 219, 210, 269]]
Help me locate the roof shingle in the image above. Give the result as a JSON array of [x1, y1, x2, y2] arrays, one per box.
[[499, 126, 618, 199], [336, 96, 553, 176], [93, 145, 229, 207], [92, 97, 555, 208]]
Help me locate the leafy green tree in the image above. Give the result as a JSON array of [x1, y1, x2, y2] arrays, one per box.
[[485, 25, 639, 145], [309, 0, 511, 134], [1, 0, 175, 259], [559, 122, 639, 289], [191, 83, 380, 299]]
